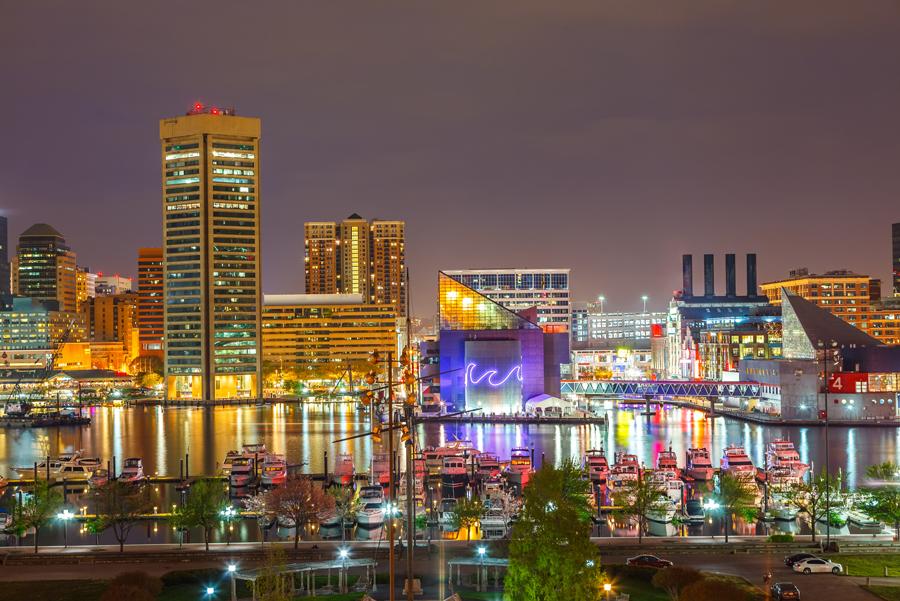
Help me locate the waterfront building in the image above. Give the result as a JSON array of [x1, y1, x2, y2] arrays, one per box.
[[137, 248, 164, 356], [12, 223, 77, 312], [75, 267, 97, 310], [570, 347, 653, 380], [261, 293, 396, 371], [160, 104, 262, 401], [0, 297, 86, 372], [80, 293, 140, 365], [437, 272, 569, 413], [571, 305, 665, 346], [442, 268, 570, 333], [0, 216, 9, 297], [303, 214, 407, 316], [95, 274, 133, 296]]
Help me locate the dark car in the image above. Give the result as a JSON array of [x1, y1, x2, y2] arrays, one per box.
[[625, 554, 673, 569], [784, 553, 818, 567], [771, 582, 800, 601]]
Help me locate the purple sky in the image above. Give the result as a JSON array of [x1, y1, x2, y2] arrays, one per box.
[[3, 2, 900, 316]]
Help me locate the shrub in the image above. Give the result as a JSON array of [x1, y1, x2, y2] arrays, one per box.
[[680, 578, 751, 601], [604, 564, 657, 582], [109, 572, 162, 596], [100, 585, 155, 601], [768, 534, 794, 543], [652, 566, 704, 601]]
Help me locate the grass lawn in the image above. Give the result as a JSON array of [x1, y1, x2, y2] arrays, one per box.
[[826, 554, 900, 577], [865, 586, 900, 601]]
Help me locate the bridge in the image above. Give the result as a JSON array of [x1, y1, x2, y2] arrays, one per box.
[[560, 379, 761, 399]]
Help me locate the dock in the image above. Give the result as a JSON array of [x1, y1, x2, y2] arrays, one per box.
[[425, 413, 606, 425]]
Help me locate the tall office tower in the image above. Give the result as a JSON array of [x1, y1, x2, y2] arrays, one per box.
[[0, 216, 9, 297], [304, 222, 338, 294], [893, 223, 900, 297], [137, 247, 164, 356], [160, 104, 262, 401], [12, 223, 77, 312], [370, 220, 406, 316], [338, 213, 371, 299], [75, 267, 97, 310]]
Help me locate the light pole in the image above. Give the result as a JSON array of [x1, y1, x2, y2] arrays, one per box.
[[818, 339, 837, 549], [477, 546, 487, 592], [227, 564, 237, 601], [597, 295, 605, 314], [58, 509, 73, 548], [205, 586, 216, 599], [641, 295, 648, 314], [220, 506, 236, 545], [603, 582, 613, 601]]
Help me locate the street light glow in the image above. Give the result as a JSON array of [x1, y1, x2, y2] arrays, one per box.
[[227, 564, 236, 573], [604, 583, 612, 592], [338, 548, 350, 560], [476, 546, 487, 557], [206, 586, 215, 596]]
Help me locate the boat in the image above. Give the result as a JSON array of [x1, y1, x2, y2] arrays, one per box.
[[685, 448, 714, 481], [583, 449, 610, 485], [356, 486, 386, 530], [608, 453, 640, 491], [847, 509, 882, 529], [13, 458, 64, 479], [683, 498, 705, 523], [765, 439, 809, 480], [119, 458, 145, 483], [441, 455, 469, 499], [58, 463, 93, 479], [480, 507, 510, 539], [78, 457, 102, 469], [656, 448, 680, 477], [423, 441, 480, 476], [242, 443, 268, 457], [439, 497, 458, 531], [317, 506, 343, 530], [332, 453, 355, 487], [506, 447, 534, 488], [371, 452, 390, 487], [229, 456, 256, 488], [720, 445, 756, 481], [89, 469, 109, 487], [221, 450, 240, 476], [765, 466, 799, 520], [260, 455, 287, 487], [476, 453, 502, 480]]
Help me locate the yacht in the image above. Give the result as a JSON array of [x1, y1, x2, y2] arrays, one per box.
[[221, 450, 240, 476], [242, 443, 268, 457], [583, 449, 610, 485], [333, 453, 355, 487], [608, 453, 640, 491], [480, 507, 510, 539], [765, 439, 809, 480], [656, 449, 680, 477], [423, 441, 480, 476], [13, 458, 64, 479], [261, 455, 287, 487], [439, 497, 458, 531], [119, 458, 145, 483], [441, 456, 469, 499], [720, 444, 756, 481], [78, 457, 103, 469], [685, 448, 714, 481], [356, 486, 386, 531], [58, 463, 93, 479], [89, 468, 109, 488], [371, 452, 391, 487], [229, 456, 256, 488], [506, 447, 533, 488], [476, 453, 502, 480]]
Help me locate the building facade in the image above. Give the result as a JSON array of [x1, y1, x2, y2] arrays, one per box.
[[95, 274, 133, 296], [261, 294, 396, 368], [80, 293, 140, 364], [303, 222, 338, 294], [571, 305, 666, 347], [137, 248, 164, 356], [160, 105, 263, 401], [12, 223, 77, 312], [75, 267, 97, 310], [0, 216, 9, 297], [442, 268, 570, 332]]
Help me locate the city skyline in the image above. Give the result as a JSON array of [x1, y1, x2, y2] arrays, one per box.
[[4, 3, 900, 316]]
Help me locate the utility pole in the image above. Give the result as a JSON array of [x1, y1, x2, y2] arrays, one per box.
[[387, 350, 396, 601]]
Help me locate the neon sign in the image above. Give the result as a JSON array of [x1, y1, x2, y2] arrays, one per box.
[[464, 362, 523, 388]]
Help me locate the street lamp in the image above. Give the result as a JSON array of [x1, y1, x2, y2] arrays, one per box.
[[641, 295, 649, 314], [226, 564, 237, 601], [818, 339, 838, 549], [58, 509, 73, 548], [597, 295, 605, 314], [603, 582, 613, 601], [338, 548, 350, 561], [205, 586, 215, 597], [220, 506, 237, 545]]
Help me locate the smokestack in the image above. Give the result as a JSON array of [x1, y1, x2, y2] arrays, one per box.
[[682, 254, 693, 298], [725, 253, 736, 297], [704, 254, 715, 297], [747, 253, 758, 296]]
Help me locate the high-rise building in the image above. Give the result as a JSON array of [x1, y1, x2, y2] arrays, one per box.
[[137, 248, 164, 356], [81, 293, 140, 362], [302, 214, 407, 316], [441, 269, 570, 332], [0, 216, 9, 297], [304, 222, 338, 294], [75, 267, 97, 310], [893, 223, 900, 297], [12, 223, 77, 312], [160, 104, 262, 401], [95, 274, 132, 295]]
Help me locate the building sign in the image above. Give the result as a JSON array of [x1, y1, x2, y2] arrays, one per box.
[[463, 340, 522, 413], [828, 372, 869, 393]]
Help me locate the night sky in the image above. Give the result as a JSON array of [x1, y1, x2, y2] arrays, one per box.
[[3, 2, 900, 316]]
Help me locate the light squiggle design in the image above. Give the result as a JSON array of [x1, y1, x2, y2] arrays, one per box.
[[464, 362, 523, 388]]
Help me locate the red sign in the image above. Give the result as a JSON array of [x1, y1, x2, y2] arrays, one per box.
[[828, 372, 868, 393], [650, 323, 664, 338]]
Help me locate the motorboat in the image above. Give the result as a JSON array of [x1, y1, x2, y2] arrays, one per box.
[[766, 439, 809, 480], [356, 486, 386, 531], [656, 449, 680, 477], [333, 453, 355, 487], [583, 449, 610, 485], [371, 452, 390, 487], [229, 456, 256, 488], [480, 507, 510, 539], [684, 498, 705, 523], [78, 457, 103, 469], [720, 445, 756, 481], [13, 458, 64, 479], [476, 453, 502, 480], [221, 450, 240, 476], [505, 447, 534, 488], [423, 441, 480, 476], [119, 458, 145, 483], [441, 456, 469, 499], [242, 443, 268, 457], [89, 468, 109, 488], [260, 455, 287, 487], [685, 448, 714, 481], [608, 453, 640, 491], [58, 463, 93, 479], [439, 497, 458, 531]]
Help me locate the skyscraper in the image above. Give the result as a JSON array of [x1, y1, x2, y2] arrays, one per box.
[[302, 214, 407, 316], [160, 104, 262, 401], [137, 247, 164, 356], [12, 223, 77, 312], [893, 222, 900, 297], [0, 216, 9, 297]]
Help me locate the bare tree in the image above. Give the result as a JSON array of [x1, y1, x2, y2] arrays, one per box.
[[93, 481, 152, 552], [265, 475, 334, 549]]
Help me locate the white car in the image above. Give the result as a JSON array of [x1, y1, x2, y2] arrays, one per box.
[[792, 558, 843, 575]]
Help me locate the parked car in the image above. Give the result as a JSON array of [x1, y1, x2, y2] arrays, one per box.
[[792, 558, 843, 575], [771, 582, 800, 600], [784, 553, 818, 567], [625, 555, 673, 569]]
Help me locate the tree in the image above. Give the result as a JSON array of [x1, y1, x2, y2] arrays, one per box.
[[243, 493, 271, 547], [327, 486, 361, 542], [179, 479, 227, 551], [867, 462, 900, 482], [92, 481, 153, 552], [679, 577, 750, 601], [861, 472, 900, 540], [783, 469, 842, 543], [452, 496, 484, 541], [9, 481, 63, 553], [139, 372, 162, 389], [611, 476, 670, 543], [254, 546, 291, 601], [265, 475, 334, 549], [652, 567, 703, 601], [713, 473, 757, 543], [505, 460, 603, 601]]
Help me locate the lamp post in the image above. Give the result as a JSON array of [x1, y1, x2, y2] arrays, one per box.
[[818, 339, 837, 548], [597, 295, 605, 314], [220, 506, 236, 545], [603, 582, 613, 601], [58, 509, 73, 548], [227, 564, 237, 601], [641, 295, 649, 314], [477, 546, 487, 592], [205, 586, 216, 598]]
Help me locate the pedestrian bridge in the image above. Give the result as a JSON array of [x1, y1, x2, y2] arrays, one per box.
[[561, 379, 761, 399]]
